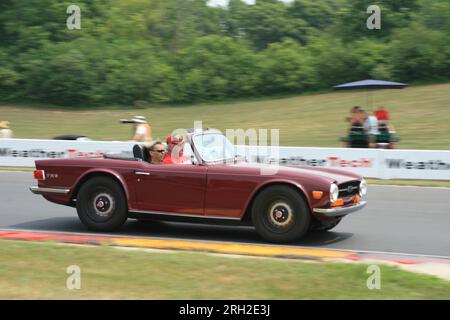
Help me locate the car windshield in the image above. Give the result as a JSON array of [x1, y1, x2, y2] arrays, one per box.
[[193, 133, 235, 163]]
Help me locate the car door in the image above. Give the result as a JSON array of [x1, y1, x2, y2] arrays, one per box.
[[134, 161, 207, 215], [204, 164, 260, 219]]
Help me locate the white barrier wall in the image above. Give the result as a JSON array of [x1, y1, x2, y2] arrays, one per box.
[[1, 139, 449, 180], [0, 139, 136, 167], [236, 146, 450, 180]]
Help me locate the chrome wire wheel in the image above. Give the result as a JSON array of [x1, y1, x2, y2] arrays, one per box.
[[86, 190, 116, 223], [268, 201, 294, 228], [93, 192, 115, 218]]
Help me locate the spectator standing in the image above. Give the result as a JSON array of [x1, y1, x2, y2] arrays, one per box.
[[347, 106, 363, 126], [374, 106, 389, 121], [364, 110, 379, 148], [375, 106, 396, 133], [0, 121, 13, 138], [132, 116, 152, 142]]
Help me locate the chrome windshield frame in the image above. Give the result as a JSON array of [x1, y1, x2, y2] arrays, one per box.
[[191, 131, 235, 165]]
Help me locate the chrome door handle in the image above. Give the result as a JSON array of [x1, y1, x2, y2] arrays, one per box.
[[134, 171, 151, 176]]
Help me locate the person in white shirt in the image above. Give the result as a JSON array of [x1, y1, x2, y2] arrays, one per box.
[[0, 121, 13, 139], [131, 116, 152, 142], [363, 111, 379, 148]]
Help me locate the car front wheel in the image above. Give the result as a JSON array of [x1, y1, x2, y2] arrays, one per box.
[[310, 218, 342, 232], [76, 176, 128, 231], [251, 185, 311, 243]]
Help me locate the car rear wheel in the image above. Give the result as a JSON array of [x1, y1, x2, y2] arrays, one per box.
[[251, 185, 310, 243], [76, 176, 127, 231]]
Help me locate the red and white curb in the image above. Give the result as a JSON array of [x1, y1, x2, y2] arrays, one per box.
[[1, 229, 449, 281]]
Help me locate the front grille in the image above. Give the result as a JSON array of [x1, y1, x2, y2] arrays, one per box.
[[338, 180, 360, 198]]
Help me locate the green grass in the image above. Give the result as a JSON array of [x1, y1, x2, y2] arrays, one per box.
[[366, 179, 450, 188], [1, 83, 450, 149], [0, 240, 449, 299], [0, 167, 35, 172]]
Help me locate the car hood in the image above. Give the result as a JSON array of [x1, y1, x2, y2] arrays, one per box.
[[286, 164, 362, 184], [229, 162, 362, 185]]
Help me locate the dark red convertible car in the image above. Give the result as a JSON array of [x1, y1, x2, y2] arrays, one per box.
[[30, 129, 367, 243]]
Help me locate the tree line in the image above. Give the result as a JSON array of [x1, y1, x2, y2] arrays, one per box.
[[0, 0, 449, 105]]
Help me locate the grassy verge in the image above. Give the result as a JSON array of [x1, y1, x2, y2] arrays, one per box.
[[367, 179, 450, 188], [0, 240, 449, 299], [0, 167, 34, 172], [1, 83, 450, 149]]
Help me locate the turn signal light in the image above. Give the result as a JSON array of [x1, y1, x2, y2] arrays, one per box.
[[331, 199, 344, 207], [312, 191, 323, 199], [33, 170, 45, 181], [354, 195, 361, 203]]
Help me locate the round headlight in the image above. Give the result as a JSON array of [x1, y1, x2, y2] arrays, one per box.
[[359, 179, 367, 197], [330, 183, 339, 202]]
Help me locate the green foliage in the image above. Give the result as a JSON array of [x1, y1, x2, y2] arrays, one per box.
[[388, 23, 450, 81], [0, 50, 22, 98], [177, 35, 260, 101], [259, 38, 316, 93], [0, 0, 449, 105]]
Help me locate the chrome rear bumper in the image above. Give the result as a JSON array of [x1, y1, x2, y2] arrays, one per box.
[[30, 186, 71, 195], [313, 201, 367, 217]]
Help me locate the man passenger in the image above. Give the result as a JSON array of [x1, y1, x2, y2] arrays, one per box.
[[163, 134, 190, 164]]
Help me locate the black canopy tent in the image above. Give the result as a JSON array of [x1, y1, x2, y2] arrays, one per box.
[[333, 79, 408, 109]]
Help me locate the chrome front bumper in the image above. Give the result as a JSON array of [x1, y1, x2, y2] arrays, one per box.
[[313, 201, 367, 217], [30, 186, 71, 195]]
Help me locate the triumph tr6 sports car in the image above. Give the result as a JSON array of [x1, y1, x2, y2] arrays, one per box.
[[30, 129, 367, 243]]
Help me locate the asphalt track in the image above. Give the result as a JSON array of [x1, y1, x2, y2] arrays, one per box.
[[1, 171, 449, 257]]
